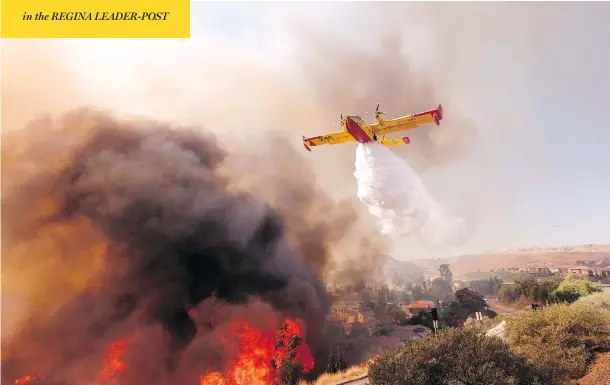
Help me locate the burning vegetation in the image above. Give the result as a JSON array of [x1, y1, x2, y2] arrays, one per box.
[[1, 108, 378, 385], [199, 319, 314, 385]]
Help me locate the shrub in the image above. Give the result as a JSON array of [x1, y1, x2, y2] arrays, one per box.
[[551, 275, 603, 303], [405, 310, 434, 330], [368, 327, 543, 385], [505, 302, 610, 384], [576, 292, 610, 310]]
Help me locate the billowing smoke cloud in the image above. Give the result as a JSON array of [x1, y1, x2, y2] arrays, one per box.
[[354, 143, 470, 248], [1, 108, 366, 384]]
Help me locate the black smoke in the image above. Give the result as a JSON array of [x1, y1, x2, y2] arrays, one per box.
[[1, 108, 332, 384]]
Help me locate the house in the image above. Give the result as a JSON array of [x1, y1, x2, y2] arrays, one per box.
[[569, 266, 591, 275], [527, 267, 552, 277], [406, 300, 436, 315]]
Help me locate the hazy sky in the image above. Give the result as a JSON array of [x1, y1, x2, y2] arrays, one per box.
[[4, 2, 610, 260]]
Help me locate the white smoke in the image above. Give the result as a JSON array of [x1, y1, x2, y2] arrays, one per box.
[[354, 142, 469, 248]]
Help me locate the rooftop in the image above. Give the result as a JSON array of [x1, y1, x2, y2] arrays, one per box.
[[406, 300, 436, 309]]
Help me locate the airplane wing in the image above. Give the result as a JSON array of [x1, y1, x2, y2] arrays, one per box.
[[302, 130, 354, 151], [372, 104, 443, 137]]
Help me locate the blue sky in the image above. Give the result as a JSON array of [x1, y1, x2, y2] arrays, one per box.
[[183, 2, 610, 258]]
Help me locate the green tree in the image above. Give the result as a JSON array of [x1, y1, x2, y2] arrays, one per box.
[[278, 361, 302, 385], [468, 277, 504, 296], [336, 349, 348, 372], [392, 272, 405, 287], [421, 278, 429, 291], [352, 277, 366, 292], [443, 288, 496, 327], [377, 285, 390, 306], [369, 327, 543, 385], [411, 284, 424, 301], [498, 278, 560, 304], [505, 302, 610, 384], [326, 349, 338, 374], [498, 284, 520, 303], [554, 275, 603, 299], [439, 264, 453, 283], [427, 277, 454, 302], [400, 289, 413, 305], [386, 303, 408, 324], [272, 327, 305, 385]]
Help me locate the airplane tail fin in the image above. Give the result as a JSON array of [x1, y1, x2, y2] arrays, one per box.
[[302, 135, 312, 152], [432, 104, 443, 126], [413, 104, 443, 126]]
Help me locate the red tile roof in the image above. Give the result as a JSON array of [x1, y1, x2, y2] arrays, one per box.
[[406, 300, 436, 309]]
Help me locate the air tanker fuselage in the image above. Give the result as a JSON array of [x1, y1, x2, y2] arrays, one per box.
[[344, 116, 376, 142]]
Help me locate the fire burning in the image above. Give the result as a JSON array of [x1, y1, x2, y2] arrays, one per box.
[[200, 318, 313, 385], [14, 376, 37, 385], [97, 338, 136, 384], [12, 337, 135, 385], [11, 319, 312, 385]]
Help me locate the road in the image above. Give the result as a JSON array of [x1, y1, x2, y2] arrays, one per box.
[[338, 376, 369, 385], [487, 298, 522, 315]]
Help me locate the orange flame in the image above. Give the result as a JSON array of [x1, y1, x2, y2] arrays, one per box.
[[14, 375, 36, 385], [200, 318, 314, 385], [97, 337, 135, 383], [200, 372, 228, 385], [13, 319, 314, 385]]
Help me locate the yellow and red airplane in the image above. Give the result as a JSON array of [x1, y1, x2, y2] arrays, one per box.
[[302, 103, 443, 152]]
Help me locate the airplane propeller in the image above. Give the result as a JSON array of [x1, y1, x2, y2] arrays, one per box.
[[375, 103, 385, 116]]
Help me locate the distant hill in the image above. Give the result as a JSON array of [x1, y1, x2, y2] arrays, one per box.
[[411, 244, 610, 277], [380, 255, 424, 282]]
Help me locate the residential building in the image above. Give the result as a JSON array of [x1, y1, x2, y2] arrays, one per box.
[[406, 300, 436, 315]]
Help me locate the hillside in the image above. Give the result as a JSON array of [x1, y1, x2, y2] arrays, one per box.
[[412, 244, 610, 277], [381, 255, 424, 282]]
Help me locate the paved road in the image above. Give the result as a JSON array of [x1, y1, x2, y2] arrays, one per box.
[[487, 299, 522, 315], [341, 377, 369, 385], [486, 320, 506, 340]]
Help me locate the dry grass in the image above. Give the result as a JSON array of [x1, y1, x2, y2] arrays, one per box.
[[300, 362, 369, 385]]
